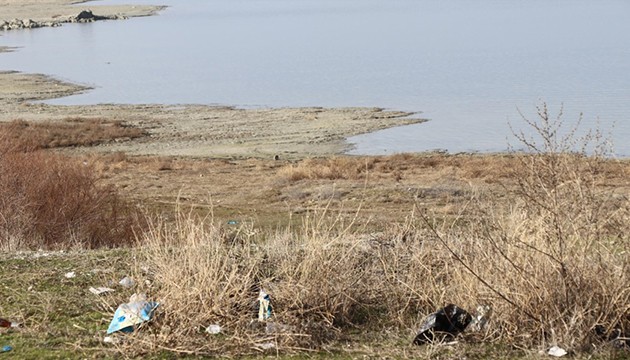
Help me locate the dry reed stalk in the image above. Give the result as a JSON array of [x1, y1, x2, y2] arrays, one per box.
[[129, 204, 451, 355]]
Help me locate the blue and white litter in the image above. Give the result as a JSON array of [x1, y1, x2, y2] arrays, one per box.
[[107, 294, 159, 334]]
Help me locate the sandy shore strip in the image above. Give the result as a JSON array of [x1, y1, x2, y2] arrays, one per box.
[[1, 0, 424, 159]]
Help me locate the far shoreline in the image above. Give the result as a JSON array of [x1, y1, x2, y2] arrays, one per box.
[[1, 0, 165, 30]]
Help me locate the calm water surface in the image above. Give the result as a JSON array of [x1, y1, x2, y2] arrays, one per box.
[[1, 0, 629, 155]]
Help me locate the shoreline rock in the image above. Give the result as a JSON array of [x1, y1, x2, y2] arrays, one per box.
[[1, 18, 57, 30], [1, 10, 127, 31]]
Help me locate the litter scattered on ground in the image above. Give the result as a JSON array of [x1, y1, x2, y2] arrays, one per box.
[[1, 345, 12, 353], [547, 345, 568, 357], [0, 318, 19, 328], [118, 276, 135, 288], [32, 250, 64, 259], [257, 289, 272, 321], [103, 336, 119, 344], [595, 324, 630, 348], [468, 304, 492, 332], [64, 271, 76, 279], [227, 220, 238, 225], [413, 304, 472, 345], [107, 293, 159, 334], [89, 287, 115, 295], [205, 324, 222, 334], [32, 252, 53, 259], [258, 342, 276, 350], [265, 321, 293, 334]]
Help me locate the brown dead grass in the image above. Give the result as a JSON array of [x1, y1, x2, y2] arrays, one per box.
[[85, 150, 630, 234], [275, 153, 527, 183], [128, 172, 628, 356], [276, 156, 377, 181], [0, 117, 145, 151], [110, 106, 630, 357]]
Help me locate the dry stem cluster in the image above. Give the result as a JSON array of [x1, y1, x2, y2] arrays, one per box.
[[120, 105, 629, 356], [0, 123, 140, 249]]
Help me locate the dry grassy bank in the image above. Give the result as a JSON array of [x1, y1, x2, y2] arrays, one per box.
[[1, 108, 629, 358]]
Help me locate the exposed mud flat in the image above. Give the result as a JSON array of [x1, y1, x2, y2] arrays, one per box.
[[0, 71, 422, 159]]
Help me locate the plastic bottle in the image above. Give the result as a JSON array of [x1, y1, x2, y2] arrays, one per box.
[[257, 290, 272, 321]]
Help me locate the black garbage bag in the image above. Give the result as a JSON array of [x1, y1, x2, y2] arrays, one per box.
[[413, 304, 472, 345], [594, 324, 630, 348]]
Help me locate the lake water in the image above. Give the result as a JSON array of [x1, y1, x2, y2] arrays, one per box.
[[1, 0, 629, 156]]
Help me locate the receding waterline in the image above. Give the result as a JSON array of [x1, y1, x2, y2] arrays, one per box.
[[1, 0, 629, 156]]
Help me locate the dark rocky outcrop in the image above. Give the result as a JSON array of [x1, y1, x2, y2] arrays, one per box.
[[70, 10, 125, 23]]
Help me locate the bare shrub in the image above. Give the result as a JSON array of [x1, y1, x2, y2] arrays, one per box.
[[129, 206, 461, 356], [421, 103, 630, 348], [130, 212, 264, 354], [0, 129, 140, 250]]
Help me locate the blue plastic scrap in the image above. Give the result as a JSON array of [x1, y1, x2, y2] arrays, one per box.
[[1, 345, 12, 353], [107, 294, 159, 334]]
